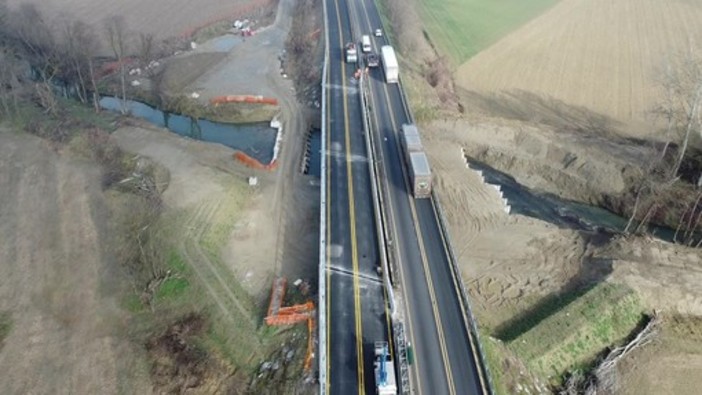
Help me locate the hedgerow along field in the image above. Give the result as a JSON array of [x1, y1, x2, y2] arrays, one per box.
[[414, 0, 559, 65]]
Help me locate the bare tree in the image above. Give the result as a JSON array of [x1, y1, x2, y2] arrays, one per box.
[[9, 4, 57, 77], [104, 15, 130, 114], [138, 32, 155, 68], [657, 51, 702, 178], [0, 45, 23, 117], [67, 20, 101, 112]]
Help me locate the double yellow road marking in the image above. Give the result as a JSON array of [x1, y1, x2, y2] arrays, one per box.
[[354, 0, 457, 393], [330, 0, 365, 392]]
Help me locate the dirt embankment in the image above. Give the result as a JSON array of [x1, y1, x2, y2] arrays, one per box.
[[385, 0, 702, 391]]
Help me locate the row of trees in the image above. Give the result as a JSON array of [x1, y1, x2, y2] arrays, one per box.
[[625, 50, 702, 246], [0, 1, 178, 118]]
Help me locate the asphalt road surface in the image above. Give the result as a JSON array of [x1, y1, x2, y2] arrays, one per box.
[[342, 0, 492, 393], [323, 0, 393, 393]]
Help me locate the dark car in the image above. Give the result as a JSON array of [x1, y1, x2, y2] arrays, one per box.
[[366, 53, 380, 67]]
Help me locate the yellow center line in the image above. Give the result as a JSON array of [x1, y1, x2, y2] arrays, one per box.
[[372, 43, 457, 395], [333, 0, 365, 392], [365, 76, 423, 391]]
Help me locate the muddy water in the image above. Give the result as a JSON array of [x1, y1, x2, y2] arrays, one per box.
[[468, 159, 682, 242], [100, 97, 277, 164]]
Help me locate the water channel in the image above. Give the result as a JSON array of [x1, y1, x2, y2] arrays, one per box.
[[467, 159, 686, 243], [100, 97, 278, 165]]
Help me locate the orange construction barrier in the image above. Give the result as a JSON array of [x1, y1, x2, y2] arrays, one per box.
[[210, 95, 279, 106], [233, 151, 278, 171], [304, 317, 315, 371], [308, 28, 321, 40], [264, 277, 316, 372]]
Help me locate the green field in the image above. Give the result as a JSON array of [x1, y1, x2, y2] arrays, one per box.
[[508, 283, 645, 383], [416, 0, 559, 65]]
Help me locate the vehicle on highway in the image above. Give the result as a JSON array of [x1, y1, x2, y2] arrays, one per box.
[[374, 341, 398, 395], [366, 53, 380, 68], [375, 28, 383, 37], [345, 42, 358, 63], [401, 124, 432, 198], [380, 45, 399, 83], [362, 35, 372, 53]]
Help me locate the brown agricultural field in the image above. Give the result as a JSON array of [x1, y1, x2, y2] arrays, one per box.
[[455, 0, 702, 130], [6, 0, 264, 40]]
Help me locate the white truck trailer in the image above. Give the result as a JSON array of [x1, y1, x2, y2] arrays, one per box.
[[380, 45, 399, 83], [401, 124, 432, 198], [374, 341, 398, 395]]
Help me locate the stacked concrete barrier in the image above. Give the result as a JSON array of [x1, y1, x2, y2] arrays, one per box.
[[460, 148, 511, 215]]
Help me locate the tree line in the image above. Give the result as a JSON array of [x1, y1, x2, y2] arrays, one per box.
[[0, 0, 184, 118]]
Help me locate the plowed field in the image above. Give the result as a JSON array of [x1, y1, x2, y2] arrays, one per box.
[[455, 0, 702, 125], [6, 0, 264, 39]]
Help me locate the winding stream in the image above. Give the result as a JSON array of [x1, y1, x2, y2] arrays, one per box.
[[100, 97, 278, 164]]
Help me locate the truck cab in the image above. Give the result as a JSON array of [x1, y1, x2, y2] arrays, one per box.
[[362, 35, 372, 53], [345, 42, 358, 63]]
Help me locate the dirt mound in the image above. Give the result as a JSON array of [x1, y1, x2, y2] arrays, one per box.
[[427, 117, 647, 205]]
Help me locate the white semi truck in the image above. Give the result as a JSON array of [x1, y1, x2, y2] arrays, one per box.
[[374, 341, 398, 395], [401, 124, 432, 198], [380, 45, 399, 84]]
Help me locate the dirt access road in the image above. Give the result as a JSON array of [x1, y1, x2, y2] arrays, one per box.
[[0, 130, 151, 394]]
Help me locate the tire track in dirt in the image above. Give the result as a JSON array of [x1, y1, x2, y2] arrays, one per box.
[[179, 198, 264, 354]]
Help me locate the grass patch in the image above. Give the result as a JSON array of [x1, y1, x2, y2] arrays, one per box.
[[7, 97, 119, 135], [415, 0, 559, 65], [156, 277, 190, 301], [508, 283, 644, 383], [479, 332, 511, 395], [122, 294, 146, 313], [0, 312, 13, 346], [166, 250, 188, 273]]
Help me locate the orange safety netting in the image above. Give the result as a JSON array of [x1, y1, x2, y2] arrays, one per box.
[[233, 151, 278, 171], [264, 278, 316, 372], [210, 95, 279, 106]]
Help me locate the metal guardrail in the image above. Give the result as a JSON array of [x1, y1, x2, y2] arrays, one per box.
[[318, 0, 330, 391], [359, 73, 396, 316], [431, 196, 495, 395], [386, 24, 497, 395], [393, 322, 412, 395]]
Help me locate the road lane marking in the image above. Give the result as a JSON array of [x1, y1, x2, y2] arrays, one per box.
[[365, 78, 424, 393], [333, 0, 365, 391], [430, 200, 490, 394], [373, 65, 458, 395]]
